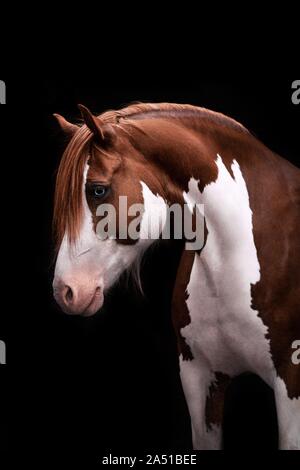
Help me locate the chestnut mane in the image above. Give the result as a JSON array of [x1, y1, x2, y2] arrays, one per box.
[[53, 103, 248, 251]]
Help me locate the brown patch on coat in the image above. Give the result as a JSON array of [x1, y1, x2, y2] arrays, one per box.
[[205, 373, 232, 430], [248, 153, 300, 400], [124, 117, 219, 198], [172, 249, 196, 361]]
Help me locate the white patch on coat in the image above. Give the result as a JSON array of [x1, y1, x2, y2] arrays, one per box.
[[181, 155, 275, 381], [139, 182, 168, 242], [179, 155, 281, 449]]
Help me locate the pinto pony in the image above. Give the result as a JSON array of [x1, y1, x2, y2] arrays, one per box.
[[53, 103, 300, 450]]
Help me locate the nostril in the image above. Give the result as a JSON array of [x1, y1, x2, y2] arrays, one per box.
[[64, 285, 73, 304], [95, 286, 101, 297]]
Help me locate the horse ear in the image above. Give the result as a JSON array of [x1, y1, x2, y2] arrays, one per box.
[[78, 104, 116, 146], [53, 114, 79, 139]]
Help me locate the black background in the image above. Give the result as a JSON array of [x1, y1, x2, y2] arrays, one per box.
[[1, 77, 299, 462]]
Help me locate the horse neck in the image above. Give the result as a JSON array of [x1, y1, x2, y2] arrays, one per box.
[[129, 115, 300, 216], [130, 117, 261, 205], [130, 117, 295, 248], [137, 116, 300, 279]]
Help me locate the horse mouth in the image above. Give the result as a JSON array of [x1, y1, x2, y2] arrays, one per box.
[[81, 288, 104, 317]]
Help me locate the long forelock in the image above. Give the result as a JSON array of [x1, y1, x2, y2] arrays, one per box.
[[53, 125, 93, 252]]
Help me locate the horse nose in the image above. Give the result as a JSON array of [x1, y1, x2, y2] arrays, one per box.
[[53, 277, 104, 316]]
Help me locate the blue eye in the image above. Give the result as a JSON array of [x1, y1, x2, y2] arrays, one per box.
[[87, 183, 110, 199], [88, 184, 109, 198], [94, 186, 106, 197]]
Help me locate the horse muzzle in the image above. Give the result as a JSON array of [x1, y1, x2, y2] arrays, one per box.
[[53, 276, 104, 317]]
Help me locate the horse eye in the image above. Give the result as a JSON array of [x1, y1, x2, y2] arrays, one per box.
[[93, 185, 107, 198]]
